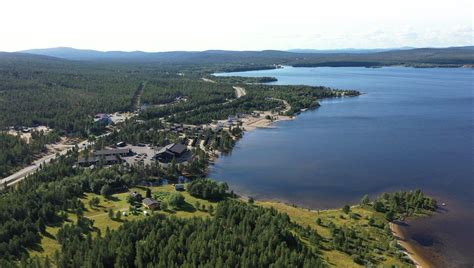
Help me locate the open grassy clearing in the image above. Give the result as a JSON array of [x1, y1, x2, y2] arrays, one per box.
[[29, 184, 215, 259], [258, 201, 412, 267]]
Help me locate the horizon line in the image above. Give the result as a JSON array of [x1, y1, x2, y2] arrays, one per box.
[[6, 45, 474, 54]]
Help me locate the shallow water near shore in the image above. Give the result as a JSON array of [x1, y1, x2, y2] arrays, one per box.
[[210, 66, 474, 267]]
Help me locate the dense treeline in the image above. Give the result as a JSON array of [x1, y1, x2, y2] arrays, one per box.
[[211, 76, 278, 84], [0, 53, 359, 135], [370, 190, 437, 221], [0, 58, 143, 135], [244, 84, 360, 116], [0, 131, 60, 177], [0, 154, 79, 262], [139, 78, 236, 122], [141, 78, 234, 106], [166, 82, 359, 125], [17, 46, 474, 67], [168, 96, 282, 125], [53, 200, 324, 268], [187, 178, 229, 200]]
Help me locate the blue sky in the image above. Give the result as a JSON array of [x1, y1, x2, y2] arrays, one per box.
[[0, 0, 472, 51]]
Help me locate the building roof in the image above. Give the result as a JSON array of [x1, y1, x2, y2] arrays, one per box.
[[142, 198, 159, 206], [156, 143, 187, 156], [77, 156, 98, 164], [104, 155, 120, 161], [94, 148, 131, 156], [78, 155, 120, 164], [168, 143, 187, 154]]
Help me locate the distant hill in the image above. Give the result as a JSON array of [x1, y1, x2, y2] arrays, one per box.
[[287, 47, 415, 54], [0, 51, 64, 62], [20, 47, 298, 62], [14, 46, 474, 67]]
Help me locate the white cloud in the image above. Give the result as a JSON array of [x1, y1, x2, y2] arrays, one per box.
[[0, 0, 471, 51]]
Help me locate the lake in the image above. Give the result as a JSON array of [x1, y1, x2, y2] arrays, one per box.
[[210, 66, 474, 267]]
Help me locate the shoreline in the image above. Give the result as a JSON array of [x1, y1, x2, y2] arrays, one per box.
[[390, 222, 434, 268], [241, 113, 295, 132], [207, 84, 441, 267], [208, 104, 436, 268]]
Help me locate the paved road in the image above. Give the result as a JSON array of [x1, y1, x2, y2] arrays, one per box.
[[1, 131, 113, 187], [0, 140, 89, 187]]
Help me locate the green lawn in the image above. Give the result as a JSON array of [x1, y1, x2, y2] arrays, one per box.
[[29, 184, 214, 259]]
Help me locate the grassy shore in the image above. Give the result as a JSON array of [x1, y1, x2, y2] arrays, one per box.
[[257, 201, 416, 267]]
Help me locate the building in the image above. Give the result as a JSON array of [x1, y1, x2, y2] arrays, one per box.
[[77, 155, 121, 167], [142, 198, 160, 210], [77, 148, 132, 166], [95, 113, 113, 125], [155, 143, 188, 163], [94, 148, 132, 157]]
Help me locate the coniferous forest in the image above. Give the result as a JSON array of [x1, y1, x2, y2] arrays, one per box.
[[0, 52, 439, 267]]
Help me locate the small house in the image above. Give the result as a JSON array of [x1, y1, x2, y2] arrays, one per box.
[[143, 198, 160, 210]]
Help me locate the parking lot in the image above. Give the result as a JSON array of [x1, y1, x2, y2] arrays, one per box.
[[122, 145, 157, 166]]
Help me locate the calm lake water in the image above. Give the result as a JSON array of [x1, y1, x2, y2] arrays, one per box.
[[211, 66, 474, 267]]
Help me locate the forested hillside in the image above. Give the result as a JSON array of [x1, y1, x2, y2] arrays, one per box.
[[0, 56, 143, 135], [19, 46, 474, 67]]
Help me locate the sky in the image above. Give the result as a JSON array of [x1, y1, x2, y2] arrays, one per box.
[[0, 0, 472, 52]]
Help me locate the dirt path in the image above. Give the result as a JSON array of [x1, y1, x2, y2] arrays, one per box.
[[233, 86, 247, 98], [270, 97, 291, 113]]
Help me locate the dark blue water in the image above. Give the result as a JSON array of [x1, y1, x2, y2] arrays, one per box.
[[211, 66, 474, 266]]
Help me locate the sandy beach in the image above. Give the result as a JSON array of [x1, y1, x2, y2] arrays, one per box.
[[391, 222, 434, 268], [240, 112, 294, 131]]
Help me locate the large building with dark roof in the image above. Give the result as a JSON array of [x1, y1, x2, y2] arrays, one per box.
[[77, 148, 133, 166], [155, 143, 188, 162]]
